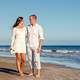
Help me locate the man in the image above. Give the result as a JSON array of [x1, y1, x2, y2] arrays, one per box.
[[27, 14, 44, 78]]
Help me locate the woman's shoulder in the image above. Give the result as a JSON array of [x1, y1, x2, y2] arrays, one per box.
[[23, 26, 27, 30], [12, 27, 17, 31], [10, 27, 17, 33]]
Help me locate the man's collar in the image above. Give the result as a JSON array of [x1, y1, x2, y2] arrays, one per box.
[[31, 23, 38, 27]]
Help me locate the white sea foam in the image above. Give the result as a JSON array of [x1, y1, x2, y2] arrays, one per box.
[[0, 48, 9, 52], [42, 49, 52, 53]]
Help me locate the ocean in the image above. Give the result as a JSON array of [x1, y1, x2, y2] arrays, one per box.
[[0, 45, 80, 69]]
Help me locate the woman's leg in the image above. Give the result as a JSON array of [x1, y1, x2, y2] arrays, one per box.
[[16, 53, 23, 76], [21, 53, 26, 73]]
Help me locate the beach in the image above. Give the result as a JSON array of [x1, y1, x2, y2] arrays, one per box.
[[0, 57, 80, 80]]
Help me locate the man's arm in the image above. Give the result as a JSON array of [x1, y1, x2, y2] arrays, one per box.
[[37, 39, 44, 53], [37, 25, 44, 53], [39, 39, 44, 50]]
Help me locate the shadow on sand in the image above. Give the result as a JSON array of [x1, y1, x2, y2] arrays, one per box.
[[0, 67, 18, 76]]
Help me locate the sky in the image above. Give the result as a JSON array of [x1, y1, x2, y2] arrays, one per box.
[[0, 0, 80, 45]]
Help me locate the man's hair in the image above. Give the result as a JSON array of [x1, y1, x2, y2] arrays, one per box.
[[29, 14, 37, 20]]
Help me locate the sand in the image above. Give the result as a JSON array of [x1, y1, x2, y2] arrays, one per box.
[[0, 57, 80, 80]]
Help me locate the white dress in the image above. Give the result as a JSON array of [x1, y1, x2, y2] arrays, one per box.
[[11, 27, 27, 53]]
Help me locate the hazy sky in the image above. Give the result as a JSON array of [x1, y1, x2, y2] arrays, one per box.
[[0, 0, 80, 45]]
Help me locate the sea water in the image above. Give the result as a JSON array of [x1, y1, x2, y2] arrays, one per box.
[[0, 45, 80, 69]]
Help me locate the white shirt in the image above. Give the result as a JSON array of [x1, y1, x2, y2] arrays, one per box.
[[27, 23, 44, 49]]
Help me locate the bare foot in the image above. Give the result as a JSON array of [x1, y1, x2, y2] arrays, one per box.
[[28, 73, 33, 76], [35, 74, 40, 78], [19, 71, 24, 76]]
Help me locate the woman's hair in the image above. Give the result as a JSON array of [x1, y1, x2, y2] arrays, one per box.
[[13, 17, 23, 28]]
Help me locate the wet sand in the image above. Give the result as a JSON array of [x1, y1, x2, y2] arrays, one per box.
[[0, 57, 80, 80]]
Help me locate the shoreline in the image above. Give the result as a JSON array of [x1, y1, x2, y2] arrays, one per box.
[[0, 56, 80, 70], [0, 57, 80, 80]]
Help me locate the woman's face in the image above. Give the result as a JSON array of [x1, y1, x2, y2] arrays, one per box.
[[18, 20, 24, 28]]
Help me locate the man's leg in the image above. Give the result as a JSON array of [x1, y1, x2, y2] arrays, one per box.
[[34, 50, 41, 77], [28, 48, 34, 75]]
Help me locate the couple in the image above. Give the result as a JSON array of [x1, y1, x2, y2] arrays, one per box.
[[10, 15, 44, 77]]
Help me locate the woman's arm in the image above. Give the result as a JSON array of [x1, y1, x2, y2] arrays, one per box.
[[10, 28, 16, 50]]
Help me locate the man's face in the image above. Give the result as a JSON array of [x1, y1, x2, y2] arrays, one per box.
[[29, 16, 36, 25]]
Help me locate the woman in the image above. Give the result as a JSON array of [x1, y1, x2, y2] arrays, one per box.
[[10, 17, 27, 76]]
